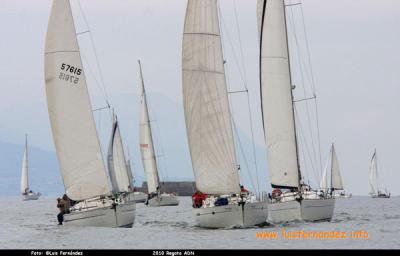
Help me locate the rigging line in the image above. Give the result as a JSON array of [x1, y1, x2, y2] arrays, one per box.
[[218, 4, 255, 192], [294, 95, 316, 103], [298, 2, 323, 173], [219, 15, 247, 88], [294, 106, 320, 185], [232, 0, 249, 87], [297, 123, 311, 187], [220, 1, 260, 193], [292, 1, 322, 176], [285, 3, 302, 7], [76, 30, 90, 36], [149, 107, 169, 182], [76, 0, 110, 105], [93, 105, 111, 112], [217, 3, 242, 175], [231, 115, 257, 194], [233, 0, 261, 194], [80, 53, 109, 105], [287, 5, 319, 181], [228, 90, 248, 94]]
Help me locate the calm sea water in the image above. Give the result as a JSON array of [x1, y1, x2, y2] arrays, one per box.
[[0, 196, 399, 249]]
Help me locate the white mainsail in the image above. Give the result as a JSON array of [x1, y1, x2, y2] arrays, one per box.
[[369, 150, 379, 195], [330, 145, 343, 190], [139, 61, 160, 194], [107, 115, 131, 193], [20, 135, 29, 194], [260, 0, 300, 188], [44, 0, 110, 201], [182, 0, 240, 195]]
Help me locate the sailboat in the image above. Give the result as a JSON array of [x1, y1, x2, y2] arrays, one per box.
[[21, 134, 41, 201], [319, 144, 351, 199], [44, 0, 135, 227], [182, 0, 268, 228], [369, 149, 390, 198], [138, 61, 179, 207], [258, 0, 335, 223]]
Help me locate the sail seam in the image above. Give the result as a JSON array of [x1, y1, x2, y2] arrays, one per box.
[[184, 32, 220, 37], [45, 50, 79, 54]]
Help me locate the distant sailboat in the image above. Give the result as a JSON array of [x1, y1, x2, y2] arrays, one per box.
[[258, 0, 335, 223], [21, 134, 41, 201], [182, 0, 268, 228], [320, 144, 351, 199], [44, 0, 135, 227], [369, 149, 390, 198], [138, 61, 179, 207]]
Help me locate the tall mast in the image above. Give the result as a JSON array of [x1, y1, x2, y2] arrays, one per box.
[[138, 60, 161, 192], [283, 1, 302, 189]]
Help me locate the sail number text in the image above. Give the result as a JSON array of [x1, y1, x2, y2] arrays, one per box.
[[59, 63, 82, 85]]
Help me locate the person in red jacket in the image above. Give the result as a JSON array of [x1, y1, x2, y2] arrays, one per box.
[[192, 190, 207, 208], [240, 185, 249, 193]]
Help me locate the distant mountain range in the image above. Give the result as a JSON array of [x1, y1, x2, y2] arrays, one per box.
[[0, 141, 62, 196], [0, 93, 271, 196]]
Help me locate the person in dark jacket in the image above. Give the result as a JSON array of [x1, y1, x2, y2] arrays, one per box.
[[56, 194, 71, 225]]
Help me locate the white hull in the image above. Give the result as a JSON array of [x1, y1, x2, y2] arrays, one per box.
[[148, 194, 179, 207], [133, 192, 147, 203], [193, 201, 268, 229], [268, 200, 301, 223], [268, 198, 335, 223], [22, 193, 41, 201], [301, 198, 335, 221], [64, 200, 135, 228]]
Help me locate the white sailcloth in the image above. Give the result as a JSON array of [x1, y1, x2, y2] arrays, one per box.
[[107, 115, 131, 193], [260, 0, 299, 188], [319, 154, 329, 191], [44, 0, 110, 201], [369, 150, 379, 194], [20, 135, 29, 194], [182, 0, 240, 195], [331, 145, 343, 190], [138, 62, 160, 194]]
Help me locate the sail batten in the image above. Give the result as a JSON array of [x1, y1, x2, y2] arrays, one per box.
[[182, 0, 240, 195], [139, 61, 160, 194], [44, 0, 110, 201], [260, 0, 300, 189]]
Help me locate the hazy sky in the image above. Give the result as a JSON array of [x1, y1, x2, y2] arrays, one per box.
[[0, 0, 399, 195]]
